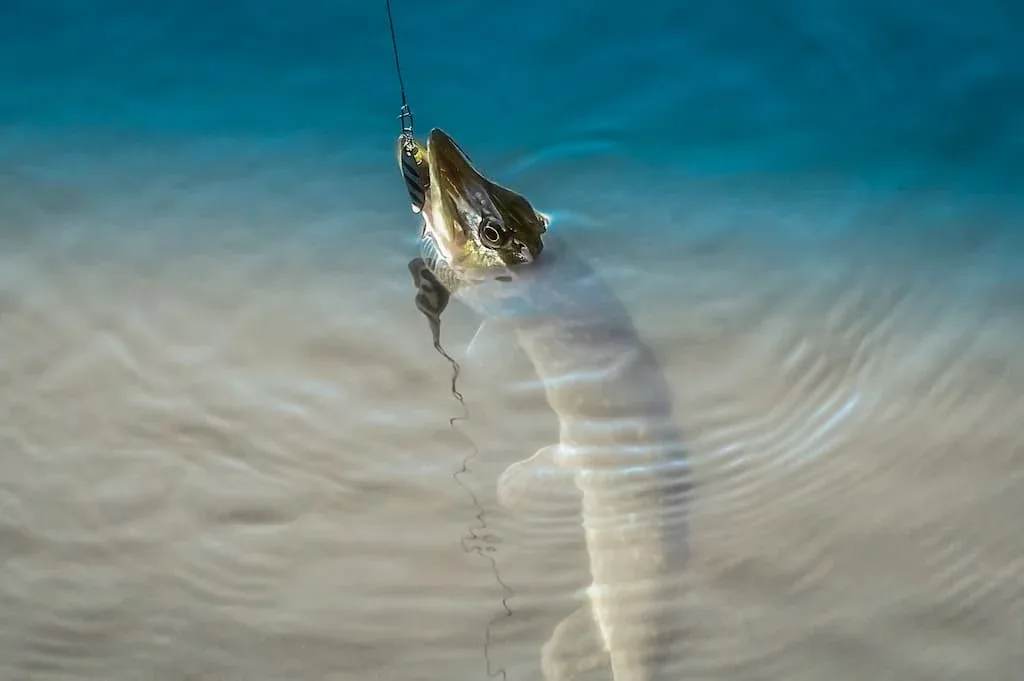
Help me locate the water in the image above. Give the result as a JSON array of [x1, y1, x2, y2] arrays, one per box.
[[2, 1, 1023, 679]]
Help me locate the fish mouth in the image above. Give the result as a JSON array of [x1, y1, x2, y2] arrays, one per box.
[[423, 128, 504, 265], [421, 128, 548, 277], [426, 128, 476, 179], [425, 128, 491, 216]]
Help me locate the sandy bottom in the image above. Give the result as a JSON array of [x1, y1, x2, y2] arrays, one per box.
[[1, 154, 1022, 680]]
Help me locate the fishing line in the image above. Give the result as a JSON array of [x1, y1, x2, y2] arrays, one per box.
[[388, 0, 519, 664], [407, 257, 515, 678], [437, 339, 514, 681], [387, 0, 430, 213], [385, 0, 415, 141], [430, 319, 515, 681]]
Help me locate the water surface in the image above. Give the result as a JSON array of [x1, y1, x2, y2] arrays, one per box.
[[2, 1, 1023, 679]]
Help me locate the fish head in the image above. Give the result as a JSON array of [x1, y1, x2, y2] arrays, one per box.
[[422, 128, 548, 280]]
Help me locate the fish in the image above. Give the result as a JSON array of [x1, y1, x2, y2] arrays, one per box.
[[398, 128, 691, 681]]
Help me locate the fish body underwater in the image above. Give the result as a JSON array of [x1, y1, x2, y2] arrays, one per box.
[[398, 129, 691, 681]]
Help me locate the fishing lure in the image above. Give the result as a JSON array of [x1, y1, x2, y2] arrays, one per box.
[[386, 0, 430, 215], [398, 134, 429, 214]]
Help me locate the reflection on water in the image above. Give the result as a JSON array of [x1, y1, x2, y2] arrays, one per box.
[[1, 155, 1022, 680]]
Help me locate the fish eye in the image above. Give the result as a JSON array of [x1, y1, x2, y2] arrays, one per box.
[[478, 219, 509, 249]]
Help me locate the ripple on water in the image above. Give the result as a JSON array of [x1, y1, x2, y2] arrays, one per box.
[[476, 237, 1024, 678], [3, 553, 151, 677], [3, 177, 1023, 679], [669, 261, 936, 522]]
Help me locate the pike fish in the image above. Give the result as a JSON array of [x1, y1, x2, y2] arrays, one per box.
[[398, 129, 691, 681]]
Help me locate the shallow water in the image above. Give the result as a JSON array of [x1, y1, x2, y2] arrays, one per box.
[[3, 1, 1024, 679]]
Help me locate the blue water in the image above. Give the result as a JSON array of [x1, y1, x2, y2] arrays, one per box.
[[4, 0, 1023, 268], [2, 2, 1023, 680], [4, 0, 1023, 185]]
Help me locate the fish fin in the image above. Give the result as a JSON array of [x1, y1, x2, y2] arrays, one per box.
[[496, 445, 571, 508], [541, 603, 608, 681]]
